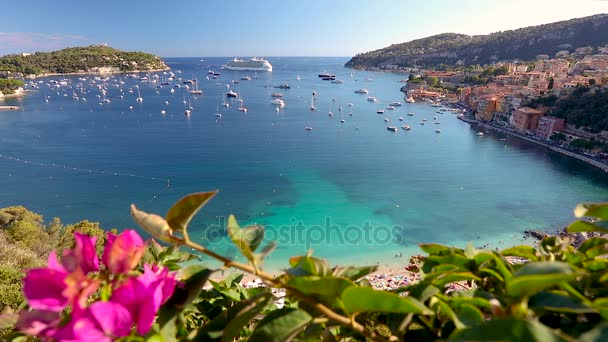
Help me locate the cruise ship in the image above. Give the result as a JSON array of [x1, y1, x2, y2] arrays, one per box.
[[223, 57, 273, 71]]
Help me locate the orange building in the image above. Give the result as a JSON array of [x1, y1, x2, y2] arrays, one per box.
[[512, 107, 543, 133]]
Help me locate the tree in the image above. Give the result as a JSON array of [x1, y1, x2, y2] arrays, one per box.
[[426, 76, 440, 87], [549, 131, 566, 143], [548, 77, 554, 90], [589, 78, 597, 86], [569, 138, 595, 151]]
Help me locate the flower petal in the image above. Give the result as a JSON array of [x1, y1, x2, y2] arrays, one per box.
[[111, 278, 156, 335], [16, 310, 61, 336], [106, 230, 145, 274], [23, 268, 68, 311], [88, 301, 133, 337]]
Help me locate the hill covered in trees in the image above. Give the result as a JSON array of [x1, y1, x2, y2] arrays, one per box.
[[346, 14, 608, 69], [0, 45, 168, 76], [528, 86, 608, 133]]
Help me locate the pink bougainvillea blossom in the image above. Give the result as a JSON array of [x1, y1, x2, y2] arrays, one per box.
[[102, 229, 145, 274]]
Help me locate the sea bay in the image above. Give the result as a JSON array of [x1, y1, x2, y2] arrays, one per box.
[[1, 57, 607, 270]]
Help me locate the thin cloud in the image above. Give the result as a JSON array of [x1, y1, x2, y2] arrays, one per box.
[[0, 32, 91, 55]]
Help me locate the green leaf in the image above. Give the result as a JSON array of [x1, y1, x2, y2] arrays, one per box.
[[341, 287, 433, 315], [435, 299, 465, 329], [166, 191, 217, 233], [574, 202, 608, 220], [209, 279, 242, 302], [249, 308, 312, 342], [478, 268, 505, 282], [529, 291, 595, 314], [420, 243, 452, 255], [502, 246, 538, 261], [584, 259, 608, 272], [593, 298, 608, 319], [402, 283, 440, 302], [287, 255, 331, 277], [579, 322, 608, 342], [430, 272, 480, 288], [194, 292, 273, 342], [449, 318, 567, 342], [568, 220, 608, 234], [285, 276, 354, 300], [474, 252, 513, 281], [579, 238, 608, 258], [332, 265, 378, 280], [448, 292, 493, 310], [227, 215, 264, 262], [163, 265, 214, 308], [455, 303, 484, 326], [507, 262, 575, 297], [254, 241, 278, 265], [423, 254, 471, 274]]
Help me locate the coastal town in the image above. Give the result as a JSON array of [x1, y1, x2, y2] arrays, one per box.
[[382, 46, 608, 169]]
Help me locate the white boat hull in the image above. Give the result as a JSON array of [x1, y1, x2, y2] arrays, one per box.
[[222, 65, 272, 72]]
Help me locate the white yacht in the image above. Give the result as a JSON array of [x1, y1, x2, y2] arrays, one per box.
[[226, 90, 238, 98], [405, 97, 415, 103], [368, 96, 377, 102], [355, 88, 369, 94], [271, 99, 285, 107], [223, 57, 273, 71], [389, 101, 402, 107]]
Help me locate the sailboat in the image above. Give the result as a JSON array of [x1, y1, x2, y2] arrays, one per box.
[[189, 77, 203, 95], [136, 85, 143, 102], [309, 91, 316, 111]]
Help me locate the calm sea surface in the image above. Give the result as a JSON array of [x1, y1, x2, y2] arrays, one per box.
[[1, 57, 607, 269]]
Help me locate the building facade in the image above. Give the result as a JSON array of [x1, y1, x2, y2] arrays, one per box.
[[511, 107, 543, 133], [536, 116, 565, 140]]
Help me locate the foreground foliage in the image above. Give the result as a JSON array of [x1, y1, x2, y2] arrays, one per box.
[[1, 195, 608, 341]]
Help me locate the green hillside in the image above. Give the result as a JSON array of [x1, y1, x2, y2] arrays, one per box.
[[0, 45, 168, 75], [346, 14, 608, 68]]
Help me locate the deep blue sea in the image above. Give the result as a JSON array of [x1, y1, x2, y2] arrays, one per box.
[[1, 57, 607, 270]]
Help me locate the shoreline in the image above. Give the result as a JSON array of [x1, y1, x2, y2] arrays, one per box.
[[25, 67, 171, 79], [457, 115, 608, 173]]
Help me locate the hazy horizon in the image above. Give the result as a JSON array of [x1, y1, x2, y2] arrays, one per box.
[[1, 0, 607, 57]]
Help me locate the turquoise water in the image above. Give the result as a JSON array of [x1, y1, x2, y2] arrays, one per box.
[[1, 57, 607, 270]]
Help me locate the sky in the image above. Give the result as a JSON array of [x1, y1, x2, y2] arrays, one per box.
[[1, 0, 607, 57]]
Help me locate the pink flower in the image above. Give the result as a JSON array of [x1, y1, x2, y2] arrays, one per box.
[[102, 230, 145, 274], [23, 247, 99, 312], [62, 232, 99, 274], [139, 264, 177, 307], [15, 310, 61, 338], [52, 302, 133, 342], [23, 252, 69, 311], [110, 264, 176, 335], [110, 278, 157, 335]]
